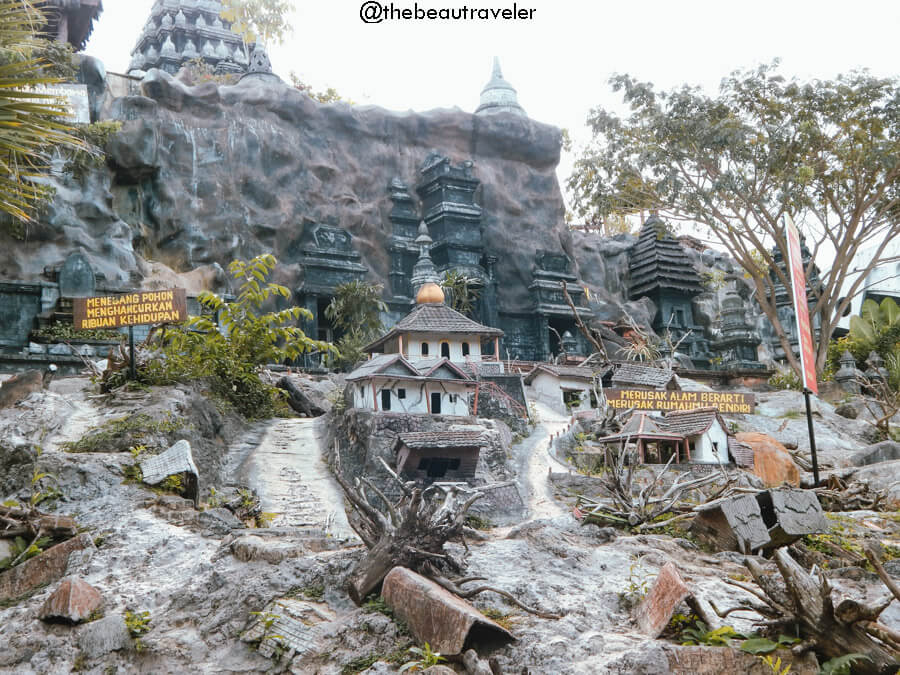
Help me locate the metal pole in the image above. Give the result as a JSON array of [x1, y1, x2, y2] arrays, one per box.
[[804, 388, 820, 486], [128, 325, 136, 380]]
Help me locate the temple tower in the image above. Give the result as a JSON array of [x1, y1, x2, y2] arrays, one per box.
[[628, 214, 712, 368], [128, 0, 247, 75], [711, 276, 763, 370], [415, 153, 485, 282]]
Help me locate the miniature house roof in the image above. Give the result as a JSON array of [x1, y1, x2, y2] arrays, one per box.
[[363, 302, 503, 353], [393, 431, 487, 452], [523, 363, 610, 385], [610, 363, 678, 389], [660, 406, 724, 437], [596, 412, 685, 444], [346, 353, 473, 382], [628, 214, 704, 299]]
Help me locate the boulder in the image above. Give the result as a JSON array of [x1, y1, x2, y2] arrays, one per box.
[[849, 440, 900, 467], [736, 432, 800, 487], [834, 403, 859, 419], [0, 534, 94, 604], [77, 614, 131, 658], [39, 577, 102, 623]]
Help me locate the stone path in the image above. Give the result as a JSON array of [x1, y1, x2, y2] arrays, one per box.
[[239, 417, 355, 540], [515, 400, 573, 520]]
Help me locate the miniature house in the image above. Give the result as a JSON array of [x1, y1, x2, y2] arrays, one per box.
[[364, 220, 504, 373], [346, 354, 475, 415], [346, 223, 505, 416], [594, 406, 752, 466], [524, 364, 609, 414], [393, 431, 486, 482]]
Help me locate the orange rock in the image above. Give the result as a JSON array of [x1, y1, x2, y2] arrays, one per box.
[[39, 577, 102, 623], [736, 432, 800, 487]]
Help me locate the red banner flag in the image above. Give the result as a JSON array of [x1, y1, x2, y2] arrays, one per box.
[[785, 215, 818, 394]]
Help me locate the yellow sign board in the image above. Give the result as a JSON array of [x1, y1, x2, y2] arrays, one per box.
[[73, 289, 188, 330], [605, 388, 755, 414]]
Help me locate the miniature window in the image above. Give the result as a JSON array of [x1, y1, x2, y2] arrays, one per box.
[[449, 394, 457, 403], [441, 341, 450, 358], [398, 388, 406, 399], [462, 342, 470, 356], [421, 342, 429, 356], [381, 389, 391, 411]]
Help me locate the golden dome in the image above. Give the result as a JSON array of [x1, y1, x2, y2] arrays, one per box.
[[415, 282, 445, 304]]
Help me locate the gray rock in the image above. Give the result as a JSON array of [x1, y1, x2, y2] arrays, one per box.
[[834, 402, 859, 419], [850, 440, 900, 466], [604, 644, 671, 674], [77, 614, 131, 658], [28, 342, 45, 354], [198, 507, 245, 536]]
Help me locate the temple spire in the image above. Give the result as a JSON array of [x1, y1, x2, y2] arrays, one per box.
[[475, 56, 526, 117], [410, 221, 444, 304]]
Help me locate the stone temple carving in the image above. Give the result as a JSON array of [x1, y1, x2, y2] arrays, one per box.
[[129, 0, 247, 75]]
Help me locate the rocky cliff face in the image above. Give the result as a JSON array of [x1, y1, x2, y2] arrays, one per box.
[[2, 70, 570, 313]]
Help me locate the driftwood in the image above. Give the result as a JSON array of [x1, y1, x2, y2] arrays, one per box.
[[0, 506, 78, 541], [815, 474, 896, 512], [334, 457, 558, 618], [0, 506, 78, 569], [575, 445, 730, 529], [714, 548, 899, 674]]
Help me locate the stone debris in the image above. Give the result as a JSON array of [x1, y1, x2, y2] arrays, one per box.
[[691, 488, 827, 553], [139, 439, 199, 505], [38, 577, 102, 623], [77, 614, 132, 658], [633, 562, 691, 638], [0, 533, 94, 604], [381, 566, 514, 656]]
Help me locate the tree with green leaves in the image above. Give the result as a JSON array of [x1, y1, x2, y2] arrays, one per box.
[[0, 0, 85, 235], [134, 255, 332, 417], [325, 280, 387, 371], [440, 270, 482, 317], [569, 63, 900, 378], [220, 0, 292, 60]]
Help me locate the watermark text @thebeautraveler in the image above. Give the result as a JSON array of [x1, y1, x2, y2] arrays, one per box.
[[360, 2, 536, 24]]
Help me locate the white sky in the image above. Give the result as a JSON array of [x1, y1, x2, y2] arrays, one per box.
[[85, 0, 900, 210]]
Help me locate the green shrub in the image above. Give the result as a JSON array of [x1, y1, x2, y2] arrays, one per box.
[[768, 368, 802, 391], [115, 255, 334, 419]]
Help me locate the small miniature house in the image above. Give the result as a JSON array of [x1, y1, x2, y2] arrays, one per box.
[[393, 431, 486, 482], [594, 406, 752, 466], [346, 354, 475, 415], [524, 364, 609, 414]]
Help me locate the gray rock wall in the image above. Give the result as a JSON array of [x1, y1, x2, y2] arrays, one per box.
[[2, 70, 570, 316]]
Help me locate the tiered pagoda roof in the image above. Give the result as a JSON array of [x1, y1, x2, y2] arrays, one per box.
[[628, 214, 704, 299], [128, 0, 247, 75]]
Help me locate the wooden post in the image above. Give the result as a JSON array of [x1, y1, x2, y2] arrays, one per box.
[[494, 337, 500, 361], [425, 388, 431, 414], [804, 389, 820, 486], [473, 384, 480, 415], [128, 326, 136, 380], [372, 382, 379, 411], [638, 440, 645, 464], [398, 334, 403, 356]]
